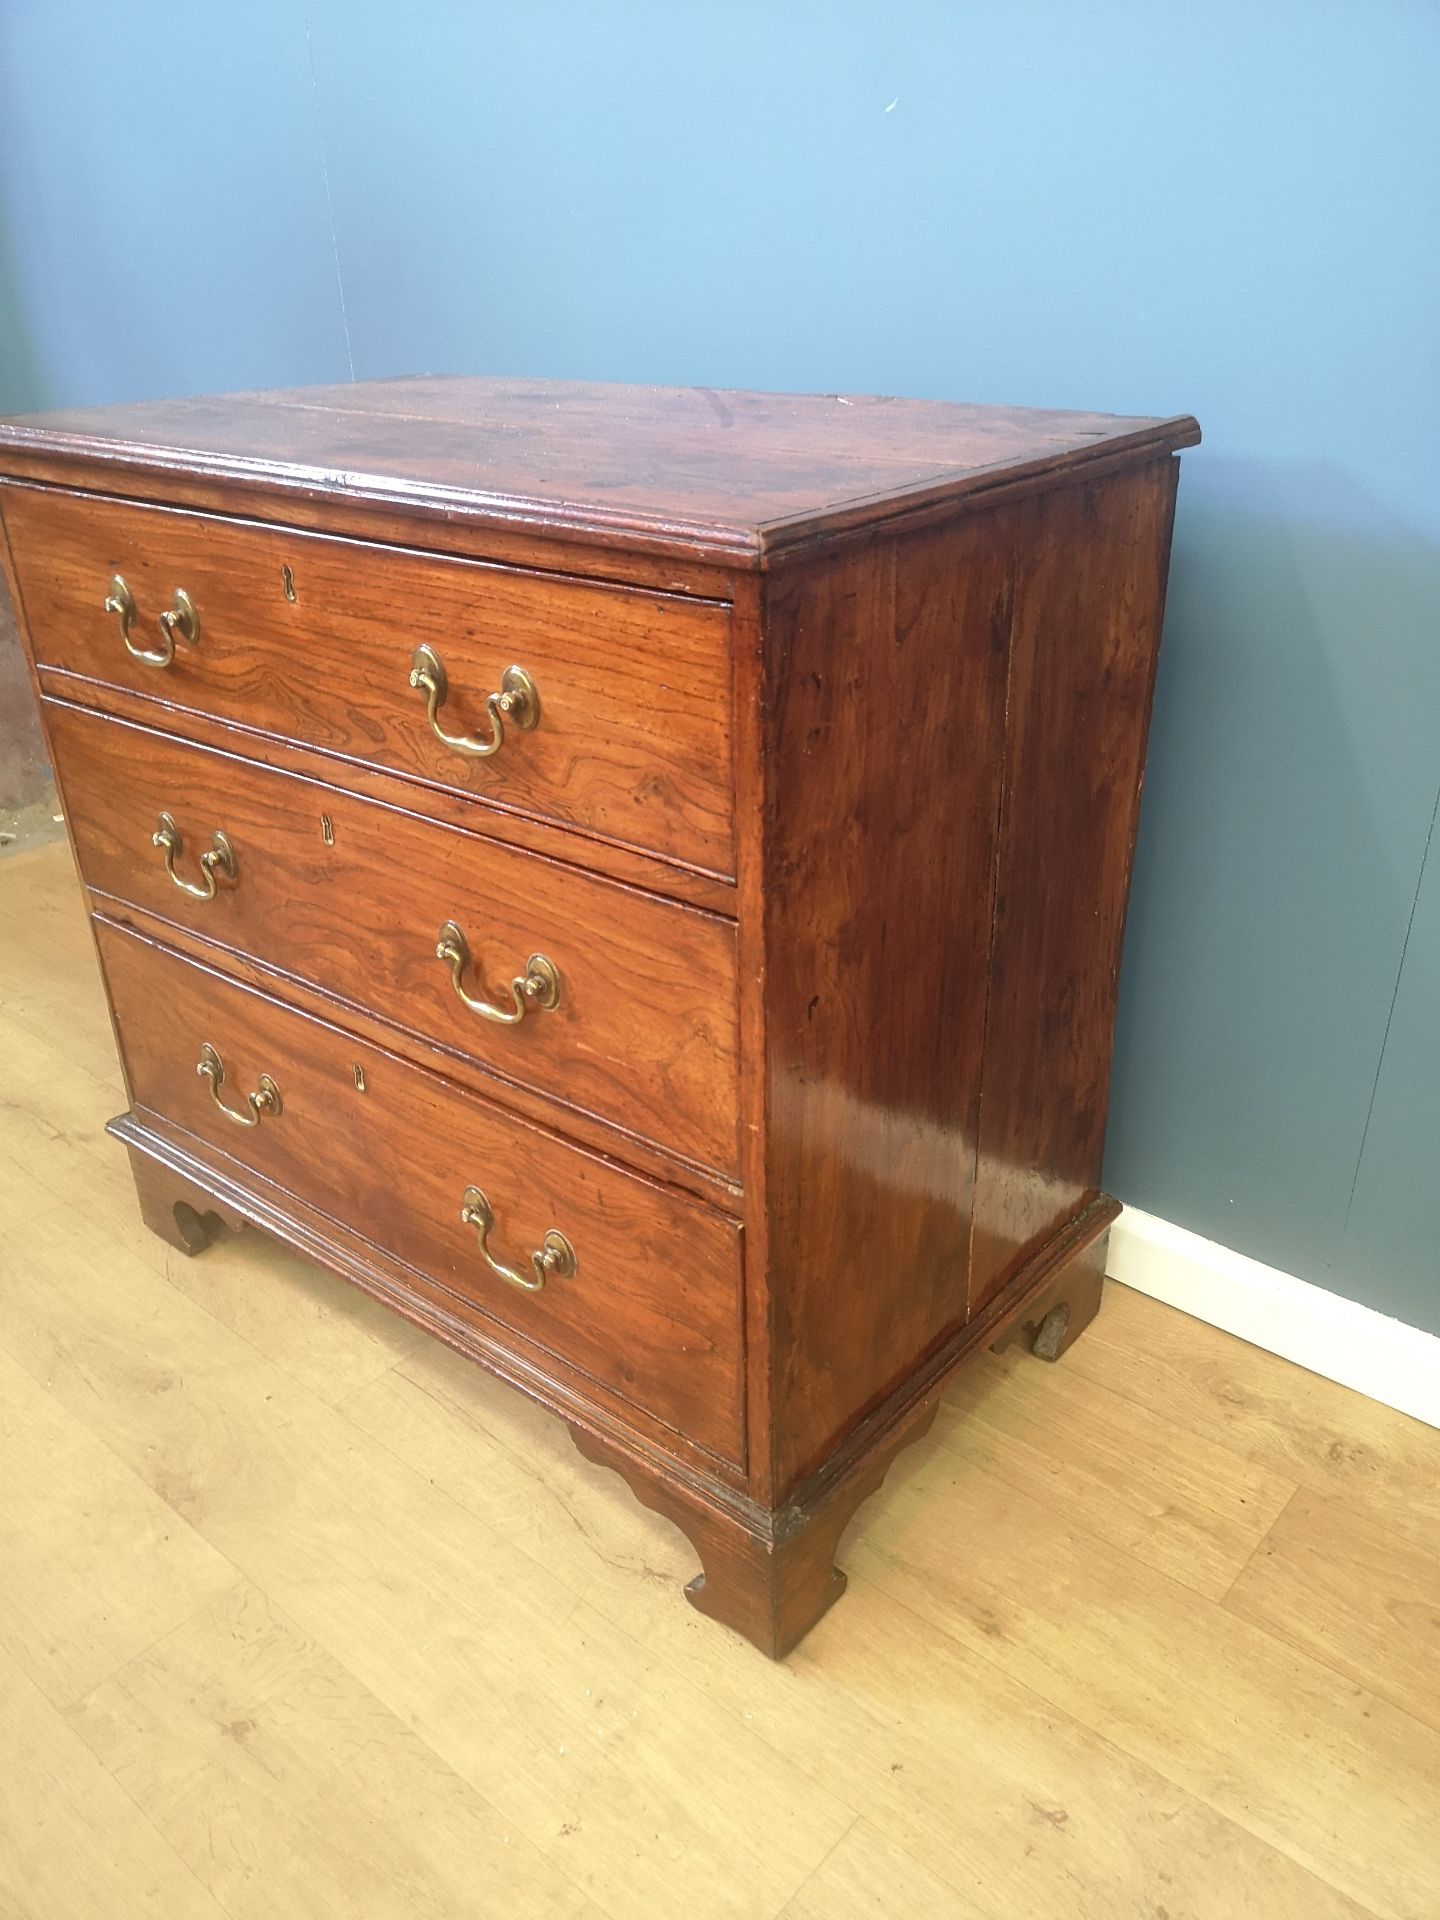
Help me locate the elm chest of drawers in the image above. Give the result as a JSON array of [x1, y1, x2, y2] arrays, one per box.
[[0, 379, 1198, 1656]]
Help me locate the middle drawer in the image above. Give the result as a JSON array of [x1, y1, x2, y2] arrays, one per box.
[[48, 699, 739, 1176]]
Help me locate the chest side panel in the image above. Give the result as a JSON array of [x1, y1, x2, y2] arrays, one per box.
[[759, 509, 1013, 1494], [966, 456, 1181, 1312]]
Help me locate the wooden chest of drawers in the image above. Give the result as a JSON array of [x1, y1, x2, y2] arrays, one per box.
[[0, 379, 1198, 1655]]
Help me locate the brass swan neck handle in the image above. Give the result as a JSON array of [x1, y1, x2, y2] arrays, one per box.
[[434, 921, 560, 1025], [153, 813, 237, 901], [408, 644, 540, 758], [105, 575, 199, 668], [196, 1043, 282, 1128], [460, 1186, 576, 1294]]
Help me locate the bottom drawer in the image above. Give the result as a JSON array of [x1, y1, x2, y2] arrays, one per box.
[[97, 919, 745, 1464]]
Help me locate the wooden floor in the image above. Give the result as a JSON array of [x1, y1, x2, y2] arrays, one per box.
[[2, 838, 1438, 1920]]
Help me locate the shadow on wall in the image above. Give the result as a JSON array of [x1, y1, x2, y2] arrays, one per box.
[[1107, 455, 1440, 1332], [1340, 793, 1440, 1333]]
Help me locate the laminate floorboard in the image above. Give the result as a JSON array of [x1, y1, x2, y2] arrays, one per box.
[[2, 841, 1435, 1920]]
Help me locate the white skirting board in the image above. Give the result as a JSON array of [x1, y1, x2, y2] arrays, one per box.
[[1106, 1206, 1440, 1431]]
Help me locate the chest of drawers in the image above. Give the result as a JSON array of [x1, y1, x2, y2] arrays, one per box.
[[0, 379, 1198, 1655]]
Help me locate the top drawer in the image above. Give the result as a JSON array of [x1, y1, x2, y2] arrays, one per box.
[[2, 485, 734, 877]]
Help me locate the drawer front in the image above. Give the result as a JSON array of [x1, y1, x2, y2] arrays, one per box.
[[50, 701, 739, 1176], [5, 486, 734, 876], [97, 922, 745, 1463]]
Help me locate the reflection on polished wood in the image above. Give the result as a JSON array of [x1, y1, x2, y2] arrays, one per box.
[[1, 840, 1437, 1918], [1, 379, 1203, 1655], [44, 696, 740, 1180], [5, 481, 737, 875]]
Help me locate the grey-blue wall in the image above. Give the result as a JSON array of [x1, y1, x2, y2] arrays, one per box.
[[3, 2, 1437, 1332]]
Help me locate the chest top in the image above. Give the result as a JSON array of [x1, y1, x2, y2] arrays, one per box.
[[0, 376, 1199, 570]]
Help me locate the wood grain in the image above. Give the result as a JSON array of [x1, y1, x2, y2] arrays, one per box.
[[70, 1581, 603, 1920], [756, 510, 1011, 1493], [130, 1188, 436, 1410], [1, 839, 1432, 1920], [47, 697, 740, 1176], [853, 1451, 1440, 1920], [752, 464, 1182, 1498], [1224, 1486, 1440, 1733], [0, 1340, 238, 1709], [966, 458, 1180, 1312], [569, 1401, 943, 1661], [730, 1577, 1383, 1920], [0, 377, 1200, 568], [96, 919, 746, 1465], [0, 1211, 849, 1920], [0, 978, 138, 1226], [4, 483, 734, 875], [1, 378, 1199, 1655], [30, 665, 739, 911], [0, 1644, 227, 1919], [937, 1338, 1298, 1601], [779, 1821, 996, 1920], [1063, 1281, 1440, 1535]]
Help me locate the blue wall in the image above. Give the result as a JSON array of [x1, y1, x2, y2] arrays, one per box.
[[3, 2, 1437, 1331]]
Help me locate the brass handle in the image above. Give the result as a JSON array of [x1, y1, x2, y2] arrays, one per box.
[[460, 1185, 576, 1294], [435, 921, 560, 1025], [153, 812, 237, 901], [196, 1042, 282, 1128], [408, 644, 540, 758], [104, 575, 199, 668]]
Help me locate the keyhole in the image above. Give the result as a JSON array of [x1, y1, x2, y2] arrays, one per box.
[[281, 564, 297, 602]]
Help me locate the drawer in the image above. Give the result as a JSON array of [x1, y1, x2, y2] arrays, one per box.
[[97, 921, 745, 1463], [49, 701, 738, 1176], [4, 485, 734, 876]]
